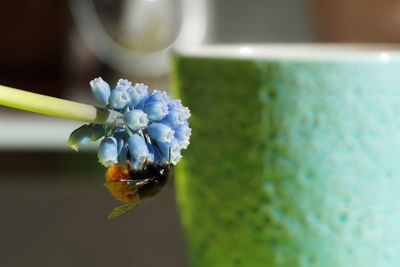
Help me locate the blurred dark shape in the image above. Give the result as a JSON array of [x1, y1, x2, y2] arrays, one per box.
[[310, 0, 400, 42], [0, 1, 69, 97], [212, 0, 315, 43], [0, 151, 189, 267]]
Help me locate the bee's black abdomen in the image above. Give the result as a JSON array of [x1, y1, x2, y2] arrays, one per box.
[[128, 162, 172, 199]]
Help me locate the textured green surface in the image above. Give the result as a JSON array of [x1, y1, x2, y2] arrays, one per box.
[[172, 56, 400, 267]]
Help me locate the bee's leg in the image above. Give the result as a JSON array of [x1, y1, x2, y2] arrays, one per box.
[[143, 157, 148, 168], [126, 159, 134, 172], [135, 178, 152, 186]]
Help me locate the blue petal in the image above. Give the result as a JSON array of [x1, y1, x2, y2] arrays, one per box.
[[148, 123, 174, 143], [127, 83, 149, 107], [158, 138, 182, 164], [142, 100, 169, 120], [174, 123, 191, 149], [118, 143, 129, 168], [145, 141, 155, 163], [146, 90, 169, 104], [115, 79, 132, 91], [124, 110, 148, 131], [109, 88, 131, 109], [160, 110, 185, 128], [115, 136, 125, 154], [90, 77, 111, 106], [128, 134, 150, 165], [168, 99, 191, 120], [97, 137, 118, 167]]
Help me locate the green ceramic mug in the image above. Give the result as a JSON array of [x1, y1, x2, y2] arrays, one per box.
[[172, 44, 400, 267]]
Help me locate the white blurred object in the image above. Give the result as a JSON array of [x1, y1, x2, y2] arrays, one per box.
[[0, 113, 97, 151], [70, 0, 208, 77]]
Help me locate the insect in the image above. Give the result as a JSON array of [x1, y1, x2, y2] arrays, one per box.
[[104, 155, 172, 219]]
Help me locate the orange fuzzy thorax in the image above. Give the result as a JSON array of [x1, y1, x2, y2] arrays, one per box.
[[106, 165, 136, 203], [106, 165, 130, 182]]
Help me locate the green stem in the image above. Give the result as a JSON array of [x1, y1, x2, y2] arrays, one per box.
[[0, 84, 123, 127]]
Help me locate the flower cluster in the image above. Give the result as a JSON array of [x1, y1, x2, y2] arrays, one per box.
[[67, 77, 191, 169]]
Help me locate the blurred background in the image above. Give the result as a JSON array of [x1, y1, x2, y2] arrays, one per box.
[[1, 0, 400, 266]]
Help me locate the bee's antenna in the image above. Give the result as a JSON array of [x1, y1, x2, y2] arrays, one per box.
[[168, 146, 171, 165]]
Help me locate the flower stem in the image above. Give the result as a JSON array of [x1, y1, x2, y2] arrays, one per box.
[[0, 84, 123, 127]]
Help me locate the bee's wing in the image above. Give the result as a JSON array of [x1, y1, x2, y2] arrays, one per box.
[[108, 202, 141, 220], [104, 178, 152, 194], [106, 179, 152, 220]]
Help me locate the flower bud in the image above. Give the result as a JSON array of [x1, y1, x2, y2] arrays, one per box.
[[174, 123, 191, 149], [97, 137, 119, 167], [89, 77, 111, 106], [146, 90, 169, 104], [160, 110, 185, 128], [128, 134, 149, 165], [127, 83, 149, 107], [115, 79, 132, 91], [168, 99, 191, 120], [148, 123, 174, 143], [142, 100, 169, 120], [124, 109, 148, 131], [67, 124, 92, 151], [109, 88, 131, 109]]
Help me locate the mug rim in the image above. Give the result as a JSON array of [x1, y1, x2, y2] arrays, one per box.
[[174, 43, 400, 62]]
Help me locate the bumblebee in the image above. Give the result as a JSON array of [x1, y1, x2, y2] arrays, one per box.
[[105, 158, 171, 219]]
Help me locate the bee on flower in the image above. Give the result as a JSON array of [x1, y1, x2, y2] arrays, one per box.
[[67, 77, 191, 219]]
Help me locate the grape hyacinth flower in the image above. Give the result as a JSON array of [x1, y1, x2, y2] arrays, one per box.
[[97, 137, 119, 167], [89, 77, 111, 106], [109, 79, 133, 109], [127, 83, 148, 107], [148, 123, 174, 143], [124, 109, 148, 131], [67, 77, 191, 169], [0, 77, 191, 220]]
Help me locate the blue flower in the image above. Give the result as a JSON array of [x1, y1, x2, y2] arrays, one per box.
[[109, 90, 128, 109], [148, 123, 174, 143], [67, 124, 93, 151], [124, 109, 148, 131], [158, 138, 182, 164], [146, 90, 169, 104], [160, 110, 185, 128], [115, 79, 132, 91], [127, 83, 149, 107], [69, 77, 191, 169], [128, 134, 149, 164], [174, 123, 191, 149], [90, 77, 111, 106], [146, 141, 155, 163], [109, 88, 131, 110], [98, 137, 119, 167], [118, 143, 129, 168], [153, 145, 163, 164], [168, 99, 191, 120], [167, 99, 182, 110], [142, 100, 169, 120], [108, 79, 132, 109]]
